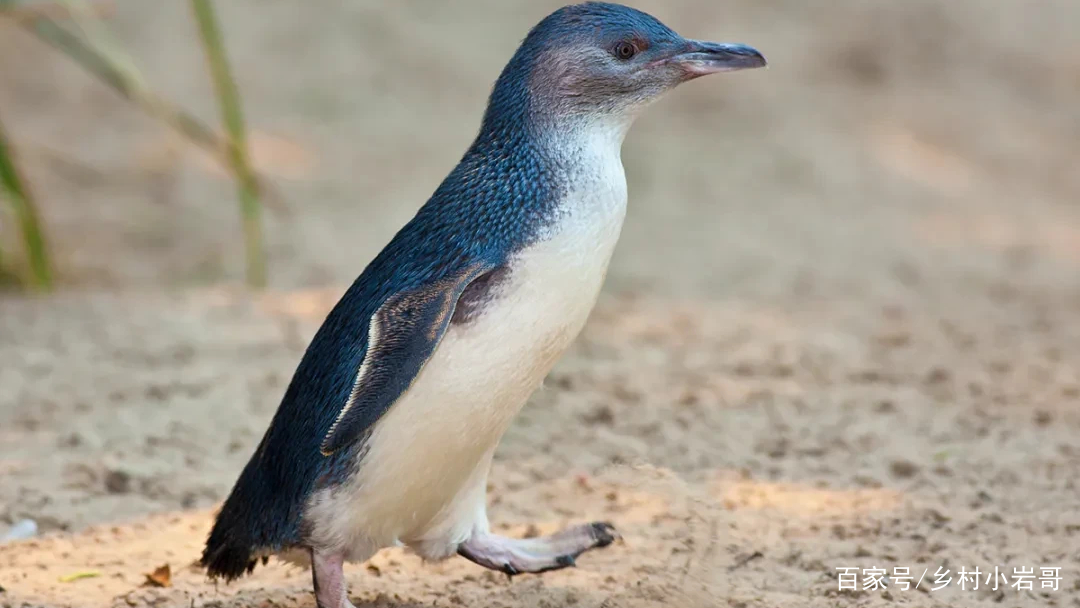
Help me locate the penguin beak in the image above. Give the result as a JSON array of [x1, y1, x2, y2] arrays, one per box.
[[667, 41, 767, 77]]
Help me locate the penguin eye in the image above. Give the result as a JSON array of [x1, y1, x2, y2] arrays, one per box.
[[613, 41, 637, 60]]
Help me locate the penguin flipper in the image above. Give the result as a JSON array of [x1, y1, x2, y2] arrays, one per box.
[[319, 259, 497, 455]]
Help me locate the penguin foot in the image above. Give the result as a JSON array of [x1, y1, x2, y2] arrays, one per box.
[[457, 521, 619, 577], [311, 549, 356, 608]]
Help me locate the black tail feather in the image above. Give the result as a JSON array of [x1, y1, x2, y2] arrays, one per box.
[[201, 508, 262, 582], [200, 457, 291, 581]]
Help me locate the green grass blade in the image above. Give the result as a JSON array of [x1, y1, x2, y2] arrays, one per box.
[[3, 6, 289, 218], [0, 115, 52, 290], [190, 0, 265, 288]]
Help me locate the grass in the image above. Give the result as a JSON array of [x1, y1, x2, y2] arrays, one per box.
[[0, 0, 275, 289], [0, 114, 52, 290], [190, 0, 266, 289]]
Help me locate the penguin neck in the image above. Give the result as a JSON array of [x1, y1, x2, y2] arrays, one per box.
[[473, 111, 631, 193], [435, 81, 632, 251], [478, 54, 634, 176], [540, 112, 632, 168]]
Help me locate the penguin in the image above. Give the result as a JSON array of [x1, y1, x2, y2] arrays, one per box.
[[201, 4, 765, 607]]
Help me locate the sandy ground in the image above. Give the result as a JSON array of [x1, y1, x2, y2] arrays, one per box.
[[1, 0, 1079, 606]]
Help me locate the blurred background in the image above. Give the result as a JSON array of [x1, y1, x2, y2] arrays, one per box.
[[1, 1, 1078, 607], [2, 0, 1075, 296]]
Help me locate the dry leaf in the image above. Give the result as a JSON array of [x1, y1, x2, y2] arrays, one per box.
[[143, 564, 171, 588]]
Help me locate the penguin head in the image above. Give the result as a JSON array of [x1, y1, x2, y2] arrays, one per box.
[[484, 2, 766, 130]]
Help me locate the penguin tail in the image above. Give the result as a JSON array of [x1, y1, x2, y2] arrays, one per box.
[[200, 460, 292, 581], [201, 499, 267, 582]]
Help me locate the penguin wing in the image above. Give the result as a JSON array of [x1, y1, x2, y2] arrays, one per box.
[[319, 259, 496, 455]]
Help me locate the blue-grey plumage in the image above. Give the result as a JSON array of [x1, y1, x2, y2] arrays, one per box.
[[201, 3, 764, 606]]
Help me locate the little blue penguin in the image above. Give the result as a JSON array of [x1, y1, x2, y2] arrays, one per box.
[[201, 3, 765, 607]]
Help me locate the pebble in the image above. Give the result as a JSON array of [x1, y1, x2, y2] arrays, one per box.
[[1, 519, 37, 543]]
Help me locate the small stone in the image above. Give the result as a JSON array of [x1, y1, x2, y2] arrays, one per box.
[[924, 367, 950, 384], [104, 470, 132, 494], [927, 510, 951, 527], [581, 405, 615, 426], [1, 519, 37, 542], [889, 459, 920, 479], [58, 432, 82, 448]]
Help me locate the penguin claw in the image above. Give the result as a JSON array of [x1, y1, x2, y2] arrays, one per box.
[[589, 521, 620, 547]]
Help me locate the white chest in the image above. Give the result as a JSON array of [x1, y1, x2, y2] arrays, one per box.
[[429, 128, 630, 410], [392, 149, 629, 446]]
